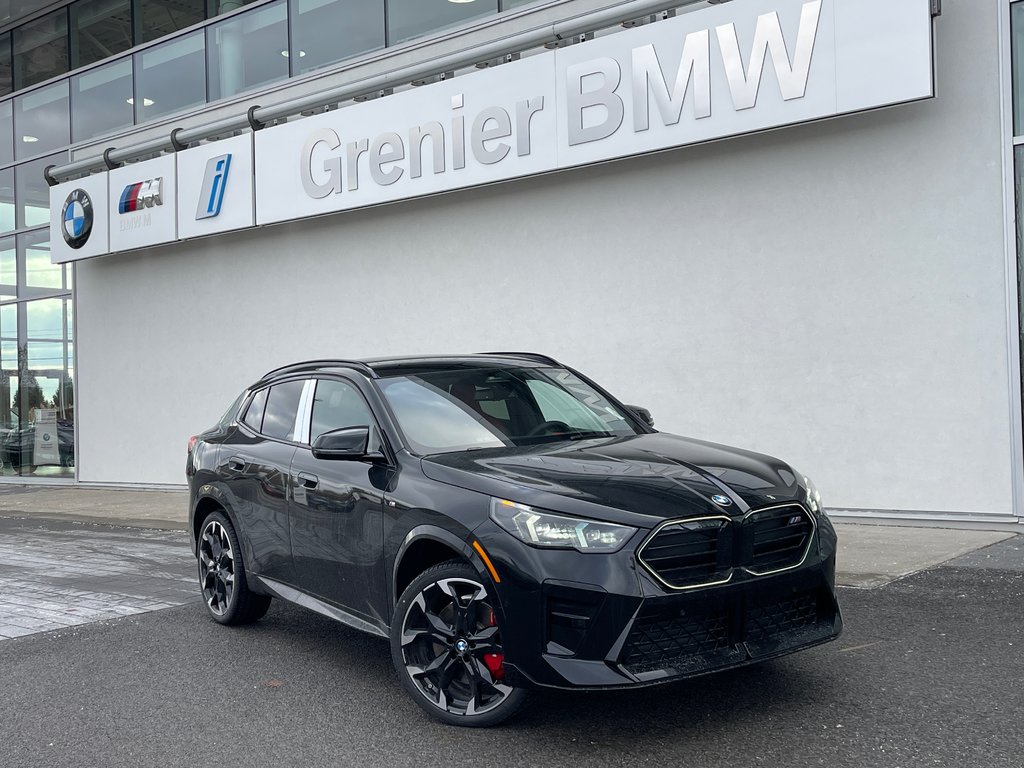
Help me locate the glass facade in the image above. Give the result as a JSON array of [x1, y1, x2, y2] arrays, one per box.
[[388, 0, 498, 45], [12, 9, 69, 89], [0, 151, 73, 478], [71, 57, 133, 141], [70, 0, 133, 68], [134, 31, 205, 121], [1014, 4, 1024, 475], [290, 0, 384, 75], [206, 0, 287, 101]]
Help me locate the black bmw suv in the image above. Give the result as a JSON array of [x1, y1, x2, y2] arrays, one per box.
[[186, 354, 841, 726]]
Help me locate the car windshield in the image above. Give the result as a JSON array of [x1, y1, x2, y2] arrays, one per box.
[[377, 366, 640, 455]]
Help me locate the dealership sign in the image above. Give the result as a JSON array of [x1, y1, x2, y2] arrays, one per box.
[[50, 0, 933, 261]]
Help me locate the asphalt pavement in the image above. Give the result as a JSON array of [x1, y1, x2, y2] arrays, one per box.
[[1, 544, 1021, 767], [0, 513, 1021, 767]]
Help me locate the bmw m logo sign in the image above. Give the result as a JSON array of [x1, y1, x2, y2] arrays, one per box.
[[118, 177, 163, 213], [61, 189, 93, 249], [711, 494, 732, 507]]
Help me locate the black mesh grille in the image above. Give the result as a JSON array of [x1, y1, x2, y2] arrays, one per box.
[[637, 518, 730, 588], [620, 605, 740, 674], [620, 586, 836, 676], [744, 589, 824, 651], [747, 506, 813, 573]]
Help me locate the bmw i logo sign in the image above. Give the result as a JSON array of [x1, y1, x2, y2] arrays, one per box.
[[711, 494, 733, 507], [61, 188, 93, 249]]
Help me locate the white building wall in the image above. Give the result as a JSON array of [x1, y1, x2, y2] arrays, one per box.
[[75, 0, 1017, 517]]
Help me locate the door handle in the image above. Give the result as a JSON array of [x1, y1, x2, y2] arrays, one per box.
[[227, 457, 245, 471], [296, 472, 319, 489]]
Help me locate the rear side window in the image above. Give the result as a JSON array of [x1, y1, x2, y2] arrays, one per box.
[[242, 388, 268, 432], [262, 380, 306, 440]]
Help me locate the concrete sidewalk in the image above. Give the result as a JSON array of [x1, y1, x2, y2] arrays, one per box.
[[0, 485, 1016, 589]]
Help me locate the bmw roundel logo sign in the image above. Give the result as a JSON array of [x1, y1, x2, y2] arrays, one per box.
[[61, 188, 93, 249]]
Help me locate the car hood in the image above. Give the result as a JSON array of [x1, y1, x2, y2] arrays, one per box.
[[420, 432, 804, 527]]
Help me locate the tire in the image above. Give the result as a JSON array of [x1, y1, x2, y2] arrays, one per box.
[[391, 560, 528, 727], [197, 510, 271, 625]]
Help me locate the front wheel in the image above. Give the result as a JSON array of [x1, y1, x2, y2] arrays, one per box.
[[197, 510, 271, 625], [391, 560, 527, 727]]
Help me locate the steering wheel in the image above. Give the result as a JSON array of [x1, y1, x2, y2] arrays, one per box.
[[526, 420, 573, 437]]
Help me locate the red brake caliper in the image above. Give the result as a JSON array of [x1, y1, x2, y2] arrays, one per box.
[[482, 608, 505, 681]]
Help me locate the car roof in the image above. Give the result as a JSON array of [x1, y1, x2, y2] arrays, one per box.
[[257, 353, 560, 383]]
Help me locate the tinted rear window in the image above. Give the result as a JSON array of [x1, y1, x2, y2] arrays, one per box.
[[242, 389, 268, 432], [262, 381, 305, 440]]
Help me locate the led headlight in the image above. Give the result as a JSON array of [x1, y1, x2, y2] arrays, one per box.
[[802, 475, 823, 514], [489, 498, 636, 553]]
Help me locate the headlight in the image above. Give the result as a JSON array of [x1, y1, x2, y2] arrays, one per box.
[[802, 474, 823, 514], [489, 498, 637, 553]]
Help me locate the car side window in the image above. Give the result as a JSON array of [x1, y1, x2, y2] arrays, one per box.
[[242, 388, 268, 432], [310, 379, 374, 443], [262, 380, 305, 441]]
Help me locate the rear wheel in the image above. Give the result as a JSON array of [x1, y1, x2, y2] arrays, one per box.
[[197, 510, 271, 625], [391, 560, 527, 727]]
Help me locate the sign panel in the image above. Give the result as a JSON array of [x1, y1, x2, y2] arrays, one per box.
[[176, 134, 255, 240], [50, 0, 934, 261], [50, 172, 110, 264], [255, 53, 558, 226], [33, 408, 59, 465], [108, 154, 177, 253], [256, 0, 934, 224]]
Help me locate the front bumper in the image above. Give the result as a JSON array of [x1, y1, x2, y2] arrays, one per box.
[[475, 513, 842, 691]]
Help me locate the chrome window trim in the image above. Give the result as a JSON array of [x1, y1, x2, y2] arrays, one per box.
[[635, 514, 734, 592], [740, 502, 817, 577], [294, 378, 315, 445]]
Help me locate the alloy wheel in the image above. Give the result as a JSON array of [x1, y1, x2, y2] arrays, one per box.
[[400, 577, 512, 716], [199, 520, 235, 616]]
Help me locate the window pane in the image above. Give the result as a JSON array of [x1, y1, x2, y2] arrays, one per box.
[[26, 340, 63, 369], [135, 32, 206, 122], [138, 0, 205, 44], [16, 154, 64, 230], [212, 0, 261, 15], [262, 380, 304, 440], [71, 0, 133, 68], [0, 236, 14, 298], [19, 230, 63, 292], [0, 302, 14, 336], [0, 33, 11, 97], [1014, 4, 1024, 135], [71, 58, 133, 142], [501, 0, 537, 8], [311, 379, 372, 441], [0, 339, 15, 370], [243, 387, 267, 431], [291, 0, 384, 75], [207, 1, 288, 101], [14, 81, 70, 160], [26, 298, 64, 339], [0, 99, 13, 166], [0, 168, 13, 235], [387, 0, 497, 45], [13, 9, 69, 89]]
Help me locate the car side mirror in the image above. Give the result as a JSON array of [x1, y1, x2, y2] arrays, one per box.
[[626, 405, 655, 428], [312, 426, 371, 460]]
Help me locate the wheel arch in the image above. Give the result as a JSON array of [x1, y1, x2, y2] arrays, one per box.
[[392, 525, 483, 608]]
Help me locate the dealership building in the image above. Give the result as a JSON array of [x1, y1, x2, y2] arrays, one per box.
[[0, 0, 1007, 528]]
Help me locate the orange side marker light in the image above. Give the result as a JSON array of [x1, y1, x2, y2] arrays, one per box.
[[472, 540, 501, 584]]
